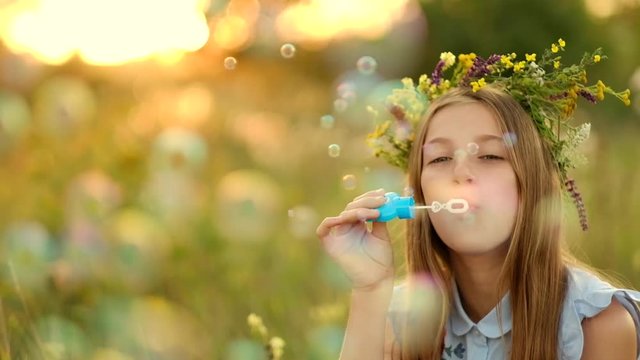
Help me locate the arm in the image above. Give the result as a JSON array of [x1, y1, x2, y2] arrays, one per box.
[[339, 277, 395, 360], [581, 298, 637, 360]]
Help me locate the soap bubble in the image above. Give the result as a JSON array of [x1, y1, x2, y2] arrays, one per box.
[[393, 273, 444, 352], [466, 142, 479, 155], [364, 166, 371, 173], [357, 56, 378, 75], [224, 57, 237, 70], [503, 132, 518, 147], [280, 43, 296, 58], [333, 98, 348, 112], [403, 186, 414, 196], [453, 148, 467, 160], [320, 114, 335, 129], [342, 174, 357, 190], [214, 170, 282, 241], [288, 205, 319, 239], [328, 144, 341, 158]]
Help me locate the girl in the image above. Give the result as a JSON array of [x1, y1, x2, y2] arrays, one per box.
[[316, 83, 640, 359]]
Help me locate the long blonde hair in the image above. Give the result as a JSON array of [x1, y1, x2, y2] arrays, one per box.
[[399, 85, 574, 359]]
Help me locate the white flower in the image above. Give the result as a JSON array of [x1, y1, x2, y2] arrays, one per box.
[[440, 52, 456, 69]]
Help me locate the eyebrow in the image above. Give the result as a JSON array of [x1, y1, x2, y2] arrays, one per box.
[[425, 134, 504, 145]]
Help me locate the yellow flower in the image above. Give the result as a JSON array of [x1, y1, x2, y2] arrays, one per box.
[[551, 43, 559, 53], [593, 55, 601, 63], [525, 53, 536, 62], [510, 52, 517, 59], [553, 61, 560, 69], [458, 53, 476, 69], [500, 55, 513, 68], [513, 61, 526, 72], [440, 51, 456, 69], [269, 337, 286, 359], [596, 80, 606, 101], [621, 89, 631, 106], [558, 38, 566, 48], [471, 78, 486, 92]]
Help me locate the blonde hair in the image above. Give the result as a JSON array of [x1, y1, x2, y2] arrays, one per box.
[[398, 85, 577, 359]]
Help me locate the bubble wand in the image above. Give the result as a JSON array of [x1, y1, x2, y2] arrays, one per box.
[[371, 192, 469, 222]]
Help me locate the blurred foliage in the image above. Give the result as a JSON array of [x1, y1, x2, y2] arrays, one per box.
[[0, 0, 638, 358]]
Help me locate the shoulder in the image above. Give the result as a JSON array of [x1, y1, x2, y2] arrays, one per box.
[[560, 267, 640, 359], [580, 298, 637, 359]]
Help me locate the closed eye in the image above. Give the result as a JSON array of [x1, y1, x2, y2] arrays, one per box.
[[480, 155, 504, 160], [428, 157, 451, 164]]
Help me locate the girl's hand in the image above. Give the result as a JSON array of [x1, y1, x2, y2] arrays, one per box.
[[316, 189, 394, 291]]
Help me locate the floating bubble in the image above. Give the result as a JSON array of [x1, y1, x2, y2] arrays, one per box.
[[280, 43, 296, 58], [328, 144, 341, 158], [307, 325, 344, 359], [35, 316, 89, 358], [224, 57, 237, 70], [392, 273, 444, 352], [0, 91, 31, 150], [503, 132, 518, 147], [364, 166, 371, 173], [151, 127, 208, 171], [356, 56, 378, 75], [342, 174, 357, 190], [453, 148, 467, 160], [462, 212, 477, 225], [33, 76, 96, 137], [403, 186, 414, 196], [333, 98, 348, 112], [4, 221, 56, 290], [466, 142, 479, 155], [225, 340, 265, 360], [288, 205, 319, 239], [214, 170, 282, 241], [336, 82, 356, 98], [320, 114, 335, 129]]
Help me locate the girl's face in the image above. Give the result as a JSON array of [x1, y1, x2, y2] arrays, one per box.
[[420, 102, 519, 255]]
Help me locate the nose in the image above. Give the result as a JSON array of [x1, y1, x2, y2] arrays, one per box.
[[452, 152, 475, 184]]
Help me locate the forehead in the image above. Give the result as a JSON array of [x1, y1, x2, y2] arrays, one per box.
[[425, 102, 501, 142]]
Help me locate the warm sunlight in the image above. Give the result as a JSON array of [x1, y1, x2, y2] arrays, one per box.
[[275, 0, 413, 47], [0, 0, 210, 65]]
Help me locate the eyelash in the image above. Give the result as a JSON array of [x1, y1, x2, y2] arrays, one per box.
[[428, 155, 504, 164]]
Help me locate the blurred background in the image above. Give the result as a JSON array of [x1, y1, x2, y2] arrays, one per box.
[[0, 0, 638, 358]]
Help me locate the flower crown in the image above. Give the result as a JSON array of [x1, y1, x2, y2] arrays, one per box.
[[366, 39, 632, 230]]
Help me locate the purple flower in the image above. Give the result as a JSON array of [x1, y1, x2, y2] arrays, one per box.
[[565, 178, 588, 231], [431, 60, 446, 86], [578, 90, 597, 104], [463, 54, 500, 85]]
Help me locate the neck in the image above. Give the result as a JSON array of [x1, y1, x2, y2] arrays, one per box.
[[450, 244, 508, 323]]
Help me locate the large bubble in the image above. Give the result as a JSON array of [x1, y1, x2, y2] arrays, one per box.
[[33, 76, 96, 137], [214, 170, 282, 241], [150, 127, 208, 171]]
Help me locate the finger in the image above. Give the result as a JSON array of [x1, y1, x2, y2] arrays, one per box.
[[353, 188, 385, 202], [315, 208, 380, 239], [345, 195, 387, 211], [371, 221, 391, 242]]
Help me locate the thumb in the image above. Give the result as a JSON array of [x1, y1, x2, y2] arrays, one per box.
[[370, 221, 390, 241]]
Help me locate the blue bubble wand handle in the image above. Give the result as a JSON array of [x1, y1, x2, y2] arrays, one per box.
[[371, 192, 469, 222]]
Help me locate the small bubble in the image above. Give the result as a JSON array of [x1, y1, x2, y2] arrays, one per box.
[[224, 57, 237, 70], [466, 142, 479, 155], [334, 99, 348, 113], [280, 43, 296, 59], [462, 212, 476, 225], [288, 209, 295, 218], [328, 144, 341, 158], [342, 174, 357, 190], [364, 167, 371, 173], [403, 186, 414, 196], [320, 115, 335, 129], [357, 56, 377, 75], [453, 148, 467, 160], [503, 132, 518, 147]]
